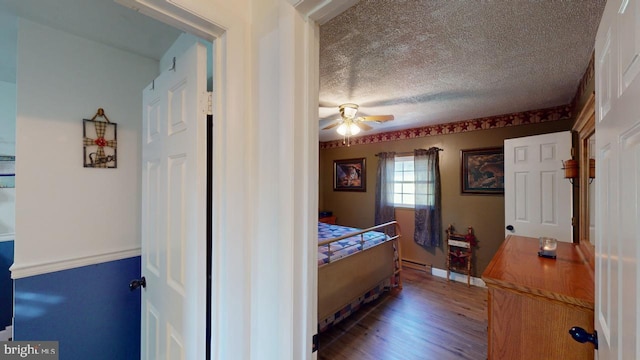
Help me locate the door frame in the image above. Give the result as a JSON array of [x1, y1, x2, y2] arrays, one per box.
[[572, 93, 596, 274], [114, 0, 349, 358]]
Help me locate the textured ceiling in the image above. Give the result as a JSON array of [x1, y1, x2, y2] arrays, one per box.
[[318, 0, 606, 141]]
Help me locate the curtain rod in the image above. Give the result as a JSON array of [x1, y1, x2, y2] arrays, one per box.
[[375, 147, 443, 157]]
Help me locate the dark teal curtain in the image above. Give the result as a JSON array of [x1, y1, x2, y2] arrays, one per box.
[[375, 152, 396, 236], [414, 148, 441, 247]]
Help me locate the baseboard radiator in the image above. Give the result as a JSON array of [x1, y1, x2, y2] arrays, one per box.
[[401, 258, 486, 288], [401, 258, 431, 272]]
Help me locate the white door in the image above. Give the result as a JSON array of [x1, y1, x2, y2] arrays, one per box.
[[504, 131, 573, 242], [594, 0, 640, 357], [140, 42, 208, 360]]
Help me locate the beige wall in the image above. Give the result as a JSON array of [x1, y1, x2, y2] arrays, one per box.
[[319, 119, 573, 277]]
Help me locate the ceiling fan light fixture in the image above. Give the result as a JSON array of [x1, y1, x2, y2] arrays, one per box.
[[339, 103, 359, 118], [326, 103, 393, 145], [343, 107, 358, 118], [336, 123, 348, 136], [336, 121, 360, 136]]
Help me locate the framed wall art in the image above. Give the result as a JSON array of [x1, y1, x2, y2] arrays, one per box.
[[461, 147, 504, 194], [333, 158, 366, 192], [83, 108, 117, 168]]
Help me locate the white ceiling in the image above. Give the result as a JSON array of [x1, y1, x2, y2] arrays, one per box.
[[0, 0, 181, 83], [318, 1, 607, 142]]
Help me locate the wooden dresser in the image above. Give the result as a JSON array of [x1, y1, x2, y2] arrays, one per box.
[[482, 235, 595, 359]]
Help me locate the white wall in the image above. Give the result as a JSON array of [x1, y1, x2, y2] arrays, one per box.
[[0, 11, 17, 84], [130, 1, 321, 358], [160, 32, 197, 70], [13, 19, 158, 277], [88, 0, 328, 358], [0, 81, 16, 240], [0, 81, 16, 156], [0, 186, 14, 241]]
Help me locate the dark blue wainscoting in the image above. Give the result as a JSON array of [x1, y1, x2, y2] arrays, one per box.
[[14, 256, 141, 360], [0, 240, 14, 329]]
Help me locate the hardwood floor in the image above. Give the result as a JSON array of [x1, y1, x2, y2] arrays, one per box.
[[318, 268, 488, 360]]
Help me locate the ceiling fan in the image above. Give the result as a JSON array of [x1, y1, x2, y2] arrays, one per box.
[[321, 103, 394, 137]]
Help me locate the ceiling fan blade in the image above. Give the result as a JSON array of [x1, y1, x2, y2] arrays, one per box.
[[322, 121, 341, 130], [359, 115, 394, 122], [356, 122, 373, 131]]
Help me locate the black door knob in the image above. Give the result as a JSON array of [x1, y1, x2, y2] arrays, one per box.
[[129, 277, 146, 291], [569, 327, 598, 349], [506, 225, 514, 231]]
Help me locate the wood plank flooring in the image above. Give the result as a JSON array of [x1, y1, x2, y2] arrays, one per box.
[[318, 268, 488, 360]]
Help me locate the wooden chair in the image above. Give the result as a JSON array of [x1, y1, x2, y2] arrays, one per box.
[[446, 225, 474, 287]]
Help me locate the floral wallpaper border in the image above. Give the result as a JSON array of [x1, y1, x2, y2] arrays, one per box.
[[319, 104, 572, 149], [572, 51, 595, 108]]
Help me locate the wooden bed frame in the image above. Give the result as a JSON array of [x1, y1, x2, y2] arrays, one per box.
[[317, 221, 402, 322]]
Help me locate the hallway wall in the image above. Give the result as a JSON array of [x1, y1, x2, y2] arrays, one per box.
[[12, 18, 158, 357], [13, 18, 157, 275]]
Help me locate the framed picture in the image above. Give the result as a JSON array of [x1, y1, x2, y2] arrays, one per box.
[[333, 158, 366, 192], [461, 147, 504, 194]]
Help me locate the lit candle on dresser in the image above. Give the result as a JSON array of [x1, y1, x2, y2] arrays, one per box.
[[538, 237, 558, 259]]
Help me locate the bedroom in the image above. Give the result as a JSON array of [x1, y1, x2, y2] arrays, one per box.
[[319, 2, 602, 292], [319, 2, 602, 358]]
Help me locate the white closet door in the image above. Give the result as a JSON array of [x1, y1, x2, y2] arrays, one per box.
[[140, 42, 207, 360]]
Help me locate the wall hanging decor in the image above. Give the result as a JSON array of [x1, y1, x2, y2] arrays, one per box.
[[460, 147, 504, 194], [83, 108, 117, 168], [333, 157, 366, 191]]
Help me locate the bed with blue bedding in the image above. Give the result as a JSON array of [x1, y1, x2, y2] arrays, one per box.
[[317, 222, 389, 266], [317, 221, 402, 332]]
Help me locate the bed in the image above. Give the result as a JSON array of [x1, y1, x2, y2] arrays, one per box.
[[317, 220, 402, 332]]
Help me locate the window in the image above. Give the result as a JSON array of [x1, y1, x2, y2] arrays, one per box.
[[393, 156, 415, 207], [393, 155, 435, 207]]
